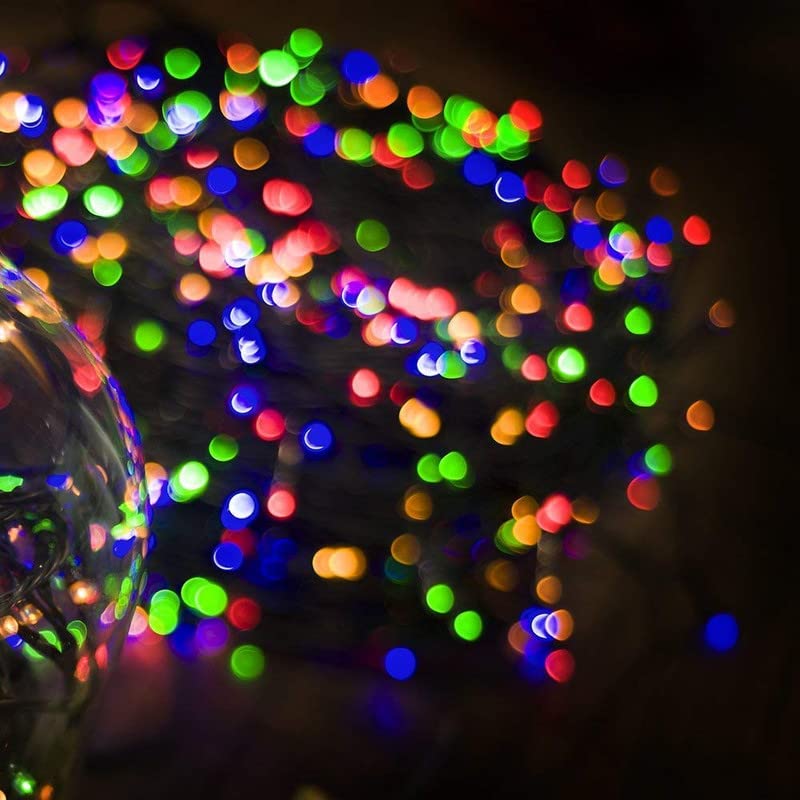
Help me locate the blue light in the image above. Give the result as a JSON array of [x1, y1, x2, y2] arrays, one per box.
[[384, 647, 416, 680], [300, 421, 333, 454], [571, 221, 603, 250], [0, 53, 9, 78], [598, 154, 628, 187], [187, 320, 216, 347], [134, 64, 163, 95], [303, 124, 336, 157], [228, 385, 259, 417], [494, 171, 525, 204], [460, 338, 486, 365], [463, 152, 497, 186], [390, 317, 417, 345], [112, 537, 135, 559], [223, 298, 259, 330], [704, 613, 738, 652], [207, 166, 238, 196], [221, 490, 258, 529], [91, 72, 127, 102], [234, 327, 267, 364], [645, 215, 673, 244], [341, 281, 364, 308], [52, 220, 88, 253], [341, 50, 379, 84], [213, 542, 244, 571]]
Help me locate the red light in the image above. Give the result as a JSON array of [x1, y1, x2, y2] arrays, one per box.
[[509, 99, 542, 133], [589, 379, 616, 407], [185, 146, 218, 169], [536, 494, 571, 533], [351, 368, 381, 401], [266, 487, 296, 519], [521, 354, 548, 381], [562, 303, 593, 332], [561, 159, 591, 190], [262, 179, 313, 216], [626, 475, 660, 511], [683, 214, 711, 245], [525, 401, 559, 438], [402, 159, 434, 190], [254, 409, 285, 441], [106, 39, 146, 70], [543, 183, 571, 213], [221, 528, 257, 558], [284, 105, 320, 138], [545, 649, 574, 683], [226, 597, 262, 631]]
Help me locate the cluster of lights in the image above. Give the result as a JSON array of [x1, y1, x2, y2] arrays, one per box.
[[0, 27, 737, 777]]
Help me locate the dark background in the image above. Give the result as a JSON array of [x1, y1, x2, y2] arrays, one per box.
[[4, 0, 798, 797]]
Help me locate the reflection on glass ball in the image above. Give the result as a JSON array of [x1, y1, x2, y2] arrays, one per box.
[[1, 256, 148, 794]]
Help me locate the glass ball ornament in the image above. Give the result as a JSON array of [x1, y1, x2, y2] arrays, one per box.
[[1, 256, 149, 796]]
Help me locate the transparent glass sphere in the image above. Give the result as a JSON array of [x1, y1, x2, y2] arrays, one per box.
[[1, 256, 148, 795]]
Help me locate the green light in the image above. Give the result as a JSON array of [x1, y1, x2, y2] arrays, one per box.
[[164, 47, 201, 79], [501, 343, 526, 372], [22, 185, 68, 220], [622, 255, 648, 278], [151, 589, 180, 612], [209, 434, 238, 462], [176, 461, 209, 493], [338, 128, 372, 162], [625, 306, 652, 335], [629, 375, 658, 407], [289, 72, 326, 106], [168, 90, 213, 122], [259, 49, 299, 86], [194, 582, 228, 617], [495, 114, 528, 148], [289, 28, 323, 59], [439, 451, 468, 481], [133, 319, 166, 353], [84, 185, 124, 218], [41, 629, 62, 652], [12, 770, 36, 796], [230, 644, 265, 680], [443, 95, 481, 129], [438, 350, 467, 379], [93, 258, 123, 286], [532, 208, 565, 243], [145, 121, 178, 151], [547, 346, 586, 382], [387, 123, 424, 158], [644, 443, 672, 475], [416, 453, 442, 483], [117, 146, 150, 176], [433, 125, 472, 159], [225, 68, 261, 96], [425, 583, 454, 614], [67, 619, 88, 646], [355, 219, 390, 252], [453, 610, 483, 641], [181, 576, 209, 610], [0, 474, 23, 492], [148, 608, 178, 636]]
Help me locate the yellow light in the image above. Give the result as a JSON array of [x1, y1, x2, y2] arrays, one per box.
[[403, 488, 433, 521], [536, 575, 562, 604], [391, 533, 421, 565], [329, 547, 367, 580], [23, 268, 50, 293], [484, 559, 519, 592], [447, 310, 481, 343]]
